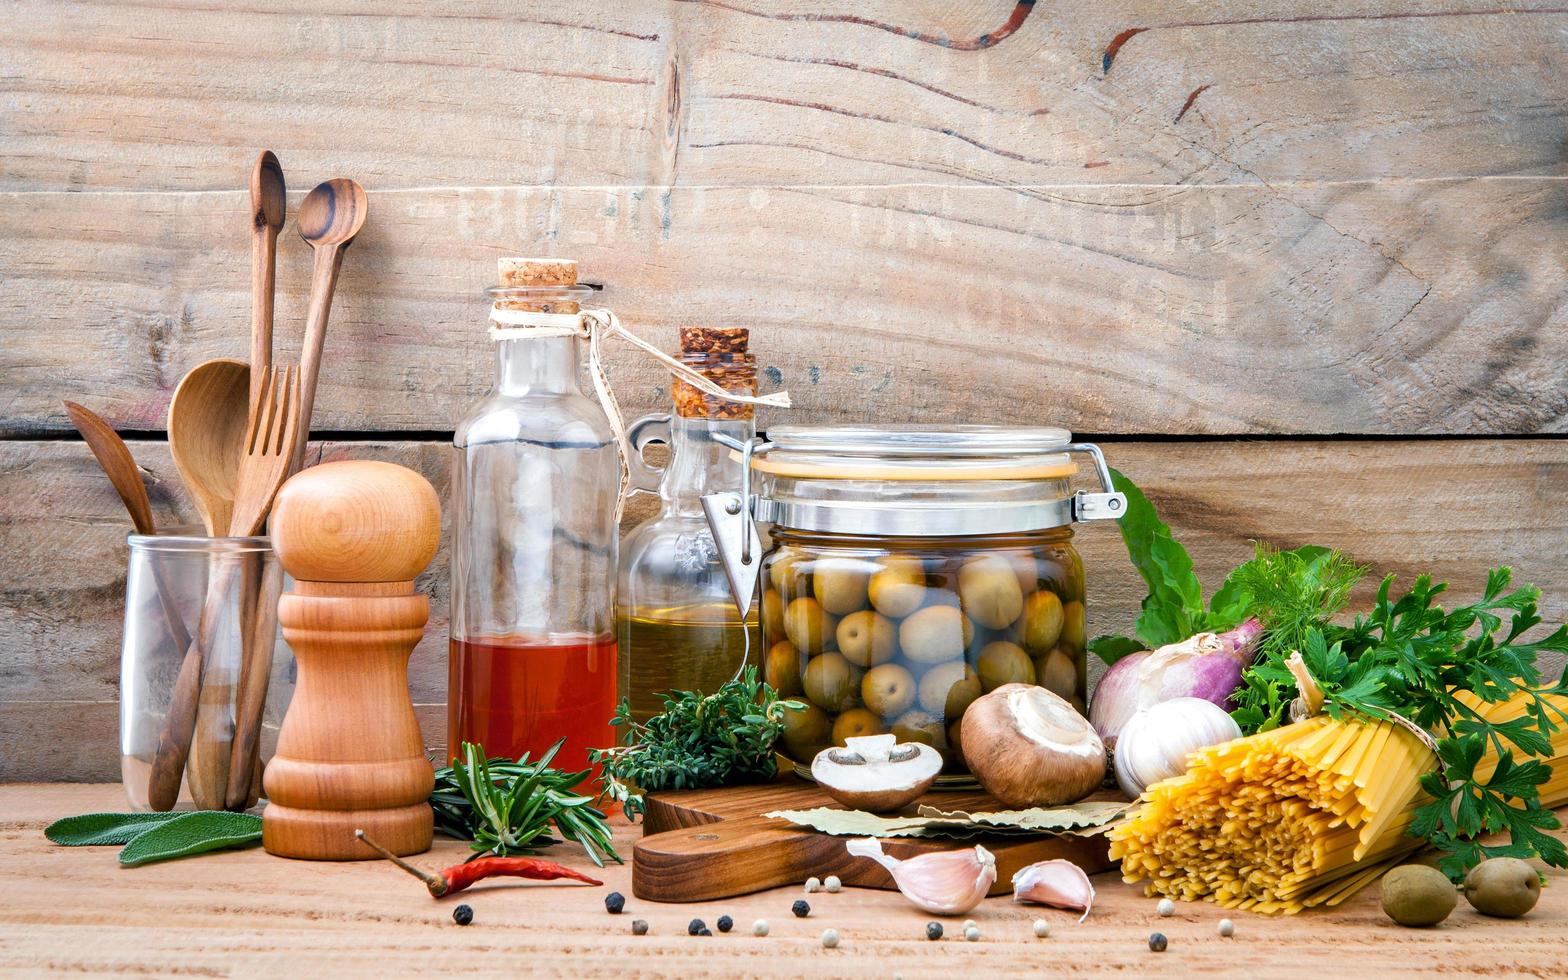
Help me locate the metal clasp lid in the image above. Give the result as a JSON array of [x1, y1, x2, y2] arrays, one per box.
[[699, 433, 772, 618], [1065, 442, 1126, 521]]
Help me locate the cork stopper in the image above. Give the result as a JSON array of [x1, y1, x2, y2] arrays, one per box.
[[673, 326, 758, 420], [494, 257, 583, 314]]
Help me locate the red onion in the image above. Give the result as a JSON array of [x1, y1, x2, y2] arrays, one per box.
[[1089, 619, 1262, 748]]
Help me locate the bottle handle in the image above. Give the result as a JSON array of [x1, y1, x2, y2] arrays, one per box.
[[626, 413, 672, 495]]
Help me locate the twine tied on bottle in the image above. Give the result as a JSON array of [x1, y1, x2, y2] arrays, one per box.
[[488, 305, 791, 520]]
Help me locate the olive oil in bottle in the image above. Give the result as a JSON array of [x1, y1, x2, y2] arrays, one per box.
[[616, 603, 757, 722]]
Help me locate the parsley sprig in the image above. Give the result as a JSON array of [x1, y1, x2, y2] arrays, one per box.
[[591, 666, 804, 819]]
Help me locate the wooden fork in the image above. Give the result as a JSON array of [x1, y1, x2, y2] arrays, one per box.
[[229, 364, 301, 538]]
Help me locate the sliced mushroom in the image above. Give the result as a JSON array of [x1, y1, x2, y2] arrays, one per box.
[[811, 734, 943, 812]]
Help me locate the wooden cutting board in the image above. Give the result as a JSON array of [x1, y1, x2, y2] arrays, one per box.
[[631, 778, 1117, 903]]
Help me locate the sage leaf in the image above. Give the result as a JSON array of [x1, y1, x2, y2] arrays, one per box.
[[117, 811, 262, 867], [46, 811, 187, 846]]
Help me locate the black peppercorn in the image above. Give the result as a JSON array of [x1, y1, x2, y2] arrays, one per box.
[[688, 918, 706, 936], [792, 900, 811, 918], [925, 921, 943, 940], [605, 891, 626, 914], [1149, 932, 1168, 952], [452, 904, 474, 926], [698, 927, 713, 936], [717, 915, 733, 933]]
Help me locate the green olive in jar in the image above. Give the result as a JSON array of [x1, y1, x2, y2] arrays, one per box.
[[813, 557, 871, 615], [780, 703, 833, 760], [761, 589, 785, 643], [832, 707, 886, 744], [917, 660, 982, 721], [784, 597, 835, 655], [867, 555, 927, 618], [975, 640, 1036, 692], [802, 652, 857, 712], [836, 609, 898, 668], [1037, 645, 1079, 701], [861, 663, 917, 718], [765, 640, 803, 697], [1061, 600, 1087, 651], [899, 605, 974, 664], [1009, 553, 1040, 595], [1019, 590, 1064, 654], [770, 549, 810, 601], [892, 709, 947, 751], [958, 556, 1026, 630]]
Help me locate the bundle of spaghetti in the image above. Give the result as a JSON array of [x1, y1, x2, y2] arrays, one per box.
[[1458, 689, 1568, 809], [1109, 714, 1434, 915], [1111, 690, 1568, 915]]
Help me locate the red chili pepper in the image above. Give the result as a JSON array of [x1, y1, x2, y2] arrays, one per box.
[[356, 830, 603, 897]]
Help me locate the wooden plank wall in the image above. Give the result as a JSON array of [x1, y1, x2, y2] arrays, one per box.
[[2, 1, 1565, 779]]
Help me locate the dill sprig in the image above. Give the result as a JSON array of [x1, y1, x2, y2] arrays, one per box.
[[431, 739, 620, 867], [591, 667, 805, 820]]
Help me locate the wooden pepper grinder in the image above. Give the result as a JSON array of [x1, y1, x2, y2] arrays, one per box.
[[262, 460, 439, 860]]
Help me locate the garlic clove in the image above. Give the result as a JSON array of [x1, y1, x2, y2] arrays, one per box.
[[1011, 859, 1096, 922], [845, 838, 996, 916]]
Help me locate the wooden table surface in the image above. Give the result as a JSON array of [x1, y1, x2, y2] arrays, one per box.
[[2, 785, 1565, 977]]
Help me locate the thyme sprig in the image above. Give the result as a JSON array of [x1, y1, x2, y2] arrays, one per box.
[[591, 667, 804, 819], [431, 739, 620, 867]]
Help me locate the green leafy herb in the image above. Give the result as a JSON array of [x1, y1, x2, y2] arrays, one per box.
[[116, 811, 262, 867], [591, 666, 804, 819], [1273, 569, 1568, 878], [431, 739, 619, 867], [45, 810, 262, 866], [45, 811, 187, 847], [1098, 469, 1568, 878]]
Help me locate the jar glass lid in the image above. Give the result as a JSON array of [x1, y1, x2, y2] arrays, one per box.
[[752, 425, 1077, 481]]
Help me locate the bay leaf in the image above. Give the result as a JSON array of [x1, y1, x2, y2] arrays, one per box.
[[765, 799, 1132, 839]]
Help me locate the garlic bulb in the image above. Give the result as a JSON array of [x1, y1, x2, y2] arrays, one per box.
[[1114, 697, 1241, 798], [845, 838, 996, 915], [1012, 859, 1095, 921]]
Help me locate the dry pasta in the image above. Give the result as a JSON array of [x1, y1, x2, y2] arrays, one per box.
[[1109, 690, 1568, 915]]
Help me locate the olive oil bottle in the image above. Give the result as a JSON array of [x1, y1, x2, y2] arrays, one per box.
[[617, 327, 765, 723]]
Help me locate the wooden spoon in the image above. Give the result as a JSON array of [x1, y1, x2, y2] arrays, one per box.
[[167, 357, 250, 537], [294, 178, 367, 468], [249, 151, 286, 413], [62, 401, 189, 653]]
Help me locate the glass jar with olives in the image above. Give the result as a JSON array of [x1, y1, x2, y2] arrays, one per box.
[[701, 426, 1125, 783]]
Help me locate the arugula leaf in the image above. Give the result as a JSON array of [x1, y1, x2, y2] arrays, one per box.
[[1107, 468, 1204, 647], [1088, 634, 1146, 666]]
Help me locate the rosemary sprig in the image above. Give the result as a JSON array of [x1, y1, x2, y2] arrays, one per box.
[[431, 739, 620, 867], [591, 667, 804, 820]]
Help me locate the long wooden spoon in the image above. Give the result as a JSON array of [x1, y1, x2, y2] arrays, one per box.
[[167, 357, 250, 537], [62, 401, 189, 653], [249, 151, 286, 413], [293, 178, 367, 466]]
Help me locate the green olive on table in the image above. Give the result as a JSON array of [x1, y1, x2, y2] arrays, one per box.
[[1380, 864, 1457, 927], [1464, 857, 1541, 918]]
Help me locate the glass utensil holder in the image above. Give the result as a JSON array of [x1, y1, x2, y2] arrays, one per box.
[[120, 532, 292, 811]]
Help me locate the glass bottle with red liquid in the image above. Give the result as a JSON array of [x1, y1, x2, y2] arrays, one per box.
[[449, 258, 620, 773]]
